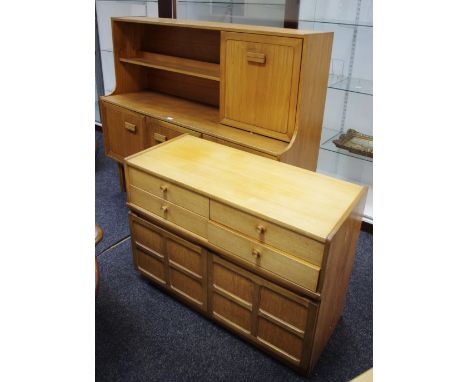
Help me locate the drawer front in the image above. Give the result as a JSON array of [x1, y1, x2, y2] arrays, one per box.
[[208, 222, 320, 292], [102, 102, 145, 161], [210, 201, 324, 267], [129, 185, 208, 238], [202, 135, 277, 160], [128, 167, 209, 217], [146, 117, 201, 147], [221, 32, 302, 141]]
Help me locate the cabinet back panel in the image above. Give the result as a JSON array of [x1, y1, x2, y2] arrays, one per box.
[[141, 25, 220, 64], [147, 69, 219, 107]]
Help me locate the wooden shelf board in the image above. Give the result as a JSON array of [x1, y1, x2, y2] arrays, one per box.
[[101, 91, 287, 155], [120, 52, 220, 81]]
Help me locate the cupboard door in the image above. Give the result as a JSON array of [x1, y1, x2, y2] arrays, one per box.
[[131, 215, 168, 287], [145, 117, 201, 148], [166, 233, 207, 311], [101, 102, 145, 161], [211, 257, 255, 334], [220, 32, 302, 141]]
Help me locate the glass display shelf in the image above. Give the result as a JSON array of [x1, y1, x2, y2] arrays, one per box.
[[320, 127, 373, 163], [328, 75, 373, 95], [317, 155, 373, 223], [299, 18, 372, 28]]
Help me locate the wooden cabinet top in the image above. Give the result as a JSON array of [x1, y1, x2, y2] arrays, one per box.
[[125, 135, 366, 243], [112, 17, 331, 38]]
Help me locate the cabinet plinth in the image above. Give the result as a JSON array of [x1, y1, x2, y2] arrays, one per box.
[[101, 17, 333, 175], [125, 136, 367, 375]]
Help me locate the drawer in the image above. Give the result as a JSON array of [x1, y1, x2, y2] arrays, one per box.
[[208, 222, 320, 292], [210, 201, 324, 267], [128, 185, 208, 238], [221, 32, 302, 141], [202, 135, 277, 160], [101, 102, 145, 161], [127, 167, 209, 217], [146, 116, 201, 147]]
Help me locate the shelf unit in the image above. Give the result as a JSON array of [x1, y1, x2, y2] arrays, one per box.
[[120, 51, 221, 81], [101, 17, 333, 181]]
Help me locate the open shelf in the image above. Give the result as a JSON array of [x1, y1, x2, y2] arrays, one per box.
[[103, 91, 288, 155], [328, 75, 373, 95], [120, 51, 220, 81], [321, 127, 372, 162]]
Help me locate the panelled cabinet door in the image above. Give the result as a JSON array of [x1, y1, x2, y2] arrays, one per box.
[[220, 32, 302, 142], [102, 102, 146, 161]]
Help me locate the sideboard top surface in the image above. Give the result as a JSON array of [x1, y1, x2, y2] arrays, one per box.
[[112, 17, 328, 37], [125, 135, 366, 242]]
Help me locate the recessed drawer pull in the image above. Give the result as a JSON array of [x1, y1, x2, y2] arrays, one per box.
[[246, 51, 266, 64], [160, 185, 168, 193], [154, 133, 167, 143], [251, 249, 261, 258], [124, 122, 136, 133], [256, 225, 266, 234]]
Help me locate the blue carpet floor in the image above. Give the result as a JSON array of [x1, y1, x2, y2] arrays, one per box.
[[95, 131, 129, 255], [95, 130, 373, 381]]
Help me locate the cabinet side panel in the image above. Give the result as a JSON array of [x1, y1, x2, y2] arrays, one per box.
[[112, 21, 147, 94], [309, 196, 365, 371], [280, 33, 333, 170]]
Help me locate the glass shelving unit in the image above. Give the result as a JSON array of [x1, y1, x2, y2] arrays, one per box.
[[300, 0, 373, 223]]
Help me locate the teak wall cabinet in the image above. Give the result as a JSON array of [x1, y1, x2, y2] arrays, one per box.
[[100, 17, 333, 178], [124, 136, 367, 375]]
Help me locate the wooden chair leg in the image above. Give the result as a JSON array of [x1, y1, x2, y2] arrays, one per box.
[[118, 163, 126, 192]]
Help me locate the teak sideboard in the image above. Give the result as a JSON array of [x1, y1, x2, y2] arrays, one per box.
[[124, 135, 367, 375], [100, 17, 333, 184]]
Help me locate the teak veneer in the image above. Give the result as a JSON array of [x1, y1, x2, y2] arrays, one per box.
[[100, 17, 333, 184], [125, 136, 367, 375]]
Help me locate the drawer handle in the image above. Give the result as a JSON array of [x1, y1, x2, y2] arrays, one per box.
[[251, 249, 261, 258], [160, 185, 168, 193], [246, 51, 266, 64], [154, 133, 167, 143], [161, 205, 169, 215], [124, 122, 136, 133], [256, 225, 266, 234]]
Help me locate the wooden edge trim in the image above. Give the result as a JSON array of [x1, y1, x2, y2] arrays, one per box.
[[109, 17, 318, 37], [325, 185, 368, 243], [138, 267, 167, 286], [302, 301, 320, 373], [170, 285, 203, 307], [220, 117, 291, 143], [212, 312, 251, 335], [135, 241, 164, 261], [256, 337, 301, 364], [168, 259, 202, 281], [258, 309, 305, 339], [164, 227, 203, 254], [212, 284, 253, 311]]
